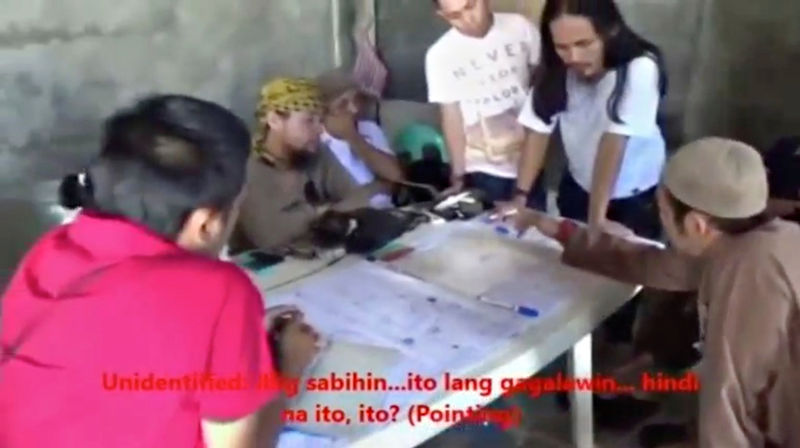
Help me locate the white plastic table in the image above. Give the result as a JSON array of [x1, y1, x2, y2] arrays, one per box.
[[245, 221, 640, 448]]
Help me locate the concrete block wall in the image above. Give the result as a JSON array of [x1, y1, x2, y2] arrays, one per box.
[[617, 0, 706, 148], [684, 0, 800, 149], [0, 0, 343, 289], [0, 0, 339, 189]]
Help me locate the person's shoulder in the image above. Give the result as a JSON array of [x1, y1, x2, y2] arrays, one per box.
[[149, 253, 258, 297], [317, 142, 339, 163], [315, 142, 351, 174], [717, 220, 800, 292], [426, 28, 459, 62], [496, 12, 536, 31], [245, 153, 270, 176], [495, 12, 539, 41], [715, 219, 800, 264], [765, 218, 800, 247], [627, 55, 660, 78]]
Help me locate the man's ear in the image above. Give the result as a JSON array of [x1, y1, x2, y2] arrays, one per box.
[[266, 111, 284, 131], [177, 207, 226, 252], [683, 210, 709, 237]]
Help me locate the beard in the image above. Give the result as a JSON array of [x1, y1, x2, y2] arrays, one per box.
[[287, 149, 318, 170]]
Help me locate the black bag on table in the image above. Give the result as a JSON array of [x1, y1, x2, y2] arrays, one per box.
[[310, 208, 428, 254]]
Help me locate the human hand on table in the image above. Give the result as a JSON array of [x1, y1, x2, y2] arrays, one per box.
[[507, 208, 561, 239], [276, 316, 321, 379], [494, 207, 561, 239], [264, 305, 302, 332], [491, 194, 527, 222], [497, 207, 634, 244]]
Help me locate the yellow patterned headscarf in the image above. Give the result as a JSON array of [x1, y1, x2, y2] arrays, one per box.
[[253, 77, 324, 155]]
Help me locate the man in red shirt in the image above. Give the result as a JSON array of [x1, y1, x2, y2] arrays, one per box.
[[0, 95, 319, 447]]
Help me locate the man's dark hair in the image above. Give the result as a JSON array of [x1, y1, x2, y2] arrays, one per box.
[[59, 95, 251, 238], [534, 0, 668, 124], [665, 189, 771, 236]]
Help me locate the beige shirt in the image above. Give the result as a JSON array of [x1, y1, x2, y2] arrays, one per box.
[[560, 220, 800, 447], [234, 147, 384, 252]]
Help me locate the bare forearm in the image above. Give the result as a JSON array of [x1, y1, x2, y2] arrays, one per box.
[[346, 135, 404, 182], [516, 131, 549, 193], [588, 134, 626, 225], [444, 131, 466, 178], [440, 105, 466, 178], [256, 396, 287, 448]]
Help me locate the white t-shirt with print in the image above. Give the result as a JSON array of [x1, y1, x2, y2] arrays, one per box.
[[518, 56, 666, 199], [425, 13, 540, 179], [321, 120, 394, 208]]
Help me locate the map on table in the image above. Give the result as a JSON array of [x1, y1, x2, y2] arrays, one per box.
[[379, 221, 577, 316], [263, 258, 529, 374], [262, 258, 531, 439]]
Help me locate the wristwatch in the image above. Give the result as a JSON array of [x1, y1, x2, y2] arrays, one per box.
[[513, 186, 529, 199]]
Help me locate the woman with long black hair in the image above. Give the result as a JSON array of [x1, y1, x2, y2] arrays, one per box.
[[511, 0, 667, 239]]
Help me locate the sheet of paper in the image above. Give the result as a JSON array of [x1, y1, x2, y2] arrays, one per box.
[[264, 259, 528, 361], [240, 249, 347, 293], [262, 259, 531, 410], [382, 220, 562, 298], [479, 259, 617, 319], [277, 430, 336, 448], [285, 340, 403, 439]]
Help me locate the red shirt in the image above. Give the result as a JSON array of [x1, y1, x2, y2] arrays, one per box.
[[0, 212, 277, 447]]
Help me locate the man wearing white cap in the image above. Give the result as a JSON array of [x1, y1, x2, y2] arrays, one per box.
[[510, 137, 800, 447]]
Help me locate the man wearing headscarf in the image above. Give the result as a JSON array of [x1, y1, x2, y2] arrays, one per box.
[[234, 77, 386, 253], [511, 137, 800, 448]]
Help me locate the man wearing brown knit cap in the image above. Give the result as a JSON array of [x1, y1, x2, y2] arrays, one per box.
[[511, 137, 800, 447], [233, 77, 386, 253]]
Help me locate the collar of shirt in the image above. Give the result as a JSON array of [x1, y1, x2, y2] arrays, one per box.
[[67, 211, 183, 262]]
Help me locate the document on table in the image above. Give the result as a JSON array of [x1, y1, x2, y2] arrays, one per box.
[[285, 340, 404, 439], [260, 258, 531, 439], [382, 221, 563, 298], [277, 430, 336, 448], [240, 249, 347, 292], [264, 259, 530, 372], [477, 259, 624, 319], [379, 219, 642, 324]]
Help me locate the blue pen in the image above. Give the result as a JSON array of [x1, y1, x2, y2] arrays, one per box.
[[478, 296, 539, 317], [494, 225, 510, 236]]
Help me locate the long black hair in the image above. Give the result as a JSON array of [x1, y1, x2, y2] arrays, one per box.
[[59, 95, 251, 238], [534, 0, 668, 125]]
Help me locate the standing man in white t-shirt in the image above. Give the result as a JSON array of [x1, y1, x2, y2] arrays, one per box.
[[425, 0, 546, 210]]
